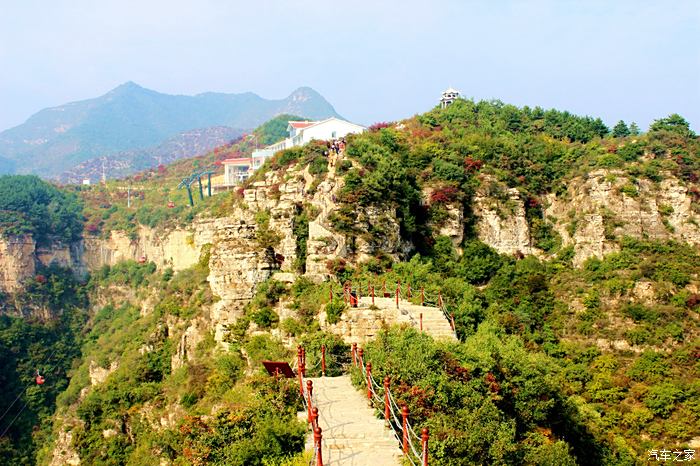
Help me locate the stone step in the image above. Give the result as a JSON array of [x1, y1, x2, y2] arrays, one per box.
[[301, 376, 402, 465]]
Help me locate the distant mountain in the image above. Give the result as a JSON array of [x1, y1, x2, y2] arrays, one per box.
[[0, 83, 341, 177], [56, 126, 245, 184]]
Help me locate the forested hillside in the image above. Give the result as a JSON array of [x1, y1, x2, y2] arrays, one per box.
[[0, 100, 697, 465]]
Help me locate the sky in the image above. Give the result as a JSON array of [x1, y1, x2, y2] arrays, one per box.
[[0, 0, 698, 131]]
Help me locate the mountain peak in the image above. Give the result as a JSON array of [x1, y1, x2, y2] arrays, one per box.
[[288, 86, 322, 99], [107, 81, 149, 96]]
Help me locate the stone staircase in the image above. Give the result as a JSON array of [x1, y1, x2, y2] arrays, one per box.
[[301, 375, 401, 465], [324, 295, 458, 343]]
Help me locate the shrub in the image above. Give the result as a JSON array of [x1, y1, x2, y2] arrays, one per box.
[[325, 299, 346, 324]]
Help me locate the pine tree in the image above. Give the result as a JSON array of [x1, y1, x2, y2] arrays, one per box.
[[612, 120, 630, 138], [629, 122, 640, 136]]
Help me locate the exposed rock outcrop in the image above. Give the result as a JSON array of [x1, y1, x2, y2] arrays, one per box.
[[546, 169, 700, 266], [0, 235, 36, 291]]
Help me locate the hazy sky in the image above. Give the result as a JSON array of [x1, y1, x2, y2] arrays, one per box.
[[1, 0, 698, 131]]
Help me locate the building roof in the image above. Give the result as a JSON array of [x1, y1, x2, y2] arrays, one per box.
[[222, 157, 252, 165], [288, 121, 315, 129], [443, 87, 460, 95]]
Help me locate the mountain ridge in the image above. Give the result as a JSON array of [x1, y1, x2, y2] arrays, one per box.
[[0, 83, 341, 178]]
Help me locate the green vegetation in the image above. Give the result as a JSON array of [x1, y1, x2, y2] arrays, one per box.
[[253, 114, 308, 146], [0, 266, 88, 464], [1, 101, 698, 465], [0, 175, 84, 244]]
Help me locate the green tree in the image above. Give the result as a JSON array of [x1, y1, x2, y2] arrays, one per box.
[[629, 121, 641, 135], [612, 120, 630, 138], [0, 175, 84, 244], [649, 114, 695, 137]]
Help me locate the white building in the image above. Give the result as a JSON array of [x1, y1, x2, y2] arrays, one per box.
[[251, 117, 366, 161], [218, 117, 366, 190], [440, 87, 461, 108]]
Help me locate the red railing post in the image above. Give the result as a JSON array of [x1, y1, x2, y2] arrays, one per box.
[[329, 284, 332, 302], [312, 406, 319, 429], [395, 284, 399, 309], [306, 380, 314, 423], [438, 290, 443, 307], [407, 283, 412, 298], [382, 279, 386, 296], [450, 312, 456, 331], [314, 427, 323, 466], [421, 287, 424, 306], [383, 376, 391, 425], [351, 342, 357, 367], [421, 428, 429, 466], [401, 406, 409, 455], [358, 348, 364, 365], [366, 362, 372, 404], [420, 312, 423, 332], [301, 347, 306, 377], [321, 344, 326, 377], [297, 346, 304, 396], [343, 284, 348, 304], [371, 285, 375, 305]]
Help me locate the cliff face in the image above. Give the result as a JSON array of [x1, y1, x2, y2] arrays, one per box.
[[2, 166, 698, 334], [546, 169, 700, 266], [468, 170, 699, 266], [0, 236, 36, 292]]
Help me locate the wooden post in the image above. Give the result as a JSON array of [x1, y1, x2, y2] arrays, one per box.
[[383, 377, 391, 425], [450, 313, 456, 331], [321, 344, 326, 377], [366, 362, 372, 404], [306, 380, 314, 423], [352, 342, 357, 367], [438, 291, 443, 307], [395, 284, 399, 309], [312, 406, 319, 429], [371, 285, 375, 305], [382, 279, 386, 296], [402, 406, 409, 454], [407, 283, 412, 298], [358, 348, 364, 365], [329, 285, 332, 302], [421, 428, 429, 466], [420, 313, 423, 332], [314, 427, 323, 466], [297, 346, 304, 396], [421, 287, 424, 306]]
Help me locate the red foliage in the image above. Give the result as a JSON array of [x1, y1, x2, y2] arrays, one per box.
[[463, 156, 484, 173], [369, 122, 391, 131], [484, 372, 501, 393], [606, 144, 618, 153], [686, 294, 700, 309], [35, 274, 46, 284], [85, 222, 100, 233], [410, 128, 432, 139], [157, 164, 166, 175], [326, 258, 347, 276], [526, 197, 540, 209], [430, 186, 459, 204]]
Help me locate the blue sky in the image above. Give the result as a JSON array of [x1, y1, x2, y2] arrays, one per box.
[[0, 0, 698, 131]]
